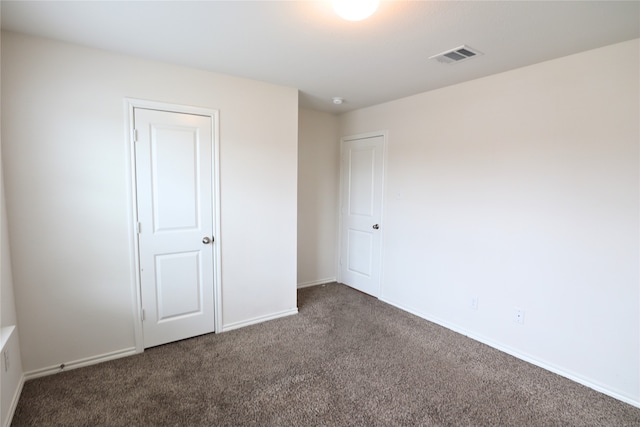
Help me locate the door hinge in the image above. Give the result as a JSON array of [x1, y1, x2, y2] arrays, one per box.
[[137, 222, 141, 234], [133, 129, 139, 142], [141, 309, 145, 322]]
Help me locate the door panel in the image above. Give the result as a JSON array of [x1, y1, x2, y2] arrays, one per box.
[[348, 148, 375, 216], [151, 127, 200, 231], [135, 108, 215, 348], [155, 251, 202, 320], [347, 230, 373, 276], [340, 134, 384, 296]]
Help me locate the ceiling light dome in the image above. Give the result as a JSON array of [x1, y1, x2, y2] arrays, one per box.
[[332, 0, 379, 21]]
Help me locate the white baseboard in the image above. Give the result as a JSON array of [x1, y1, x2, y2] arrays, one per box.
[[222, 308, 298, 332], [3, 374, 24, 427], [297, 278, 336, 289], [24, 347, 138, 380], [379, 296, 640, 409]]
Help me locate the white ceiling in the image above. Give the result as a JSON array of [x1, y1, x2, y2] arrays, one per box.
[[2, 1, 639, 113]]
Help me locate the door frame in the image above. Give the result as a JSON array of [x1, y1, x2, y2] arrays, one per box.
[[337, 130, 388, 297], [125, 98, 222, 353]]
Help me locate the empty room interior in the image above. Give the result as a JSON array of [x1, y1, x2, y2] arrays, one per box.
[[1, 1, 639, 425]]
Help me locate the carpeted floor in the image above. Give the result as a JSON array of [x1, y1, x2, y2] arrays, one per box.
[[12, 283, 640, 426]]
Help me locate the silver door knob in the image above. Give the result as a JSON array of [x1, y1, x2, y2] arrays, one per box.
[[373, 224, 380, 230], [202, 236, 212, 244]]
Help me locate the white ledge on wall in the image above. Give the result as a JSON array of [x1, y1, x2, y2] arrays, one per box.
[[0, 326, 15, 352], [1, 325, 25, 427]]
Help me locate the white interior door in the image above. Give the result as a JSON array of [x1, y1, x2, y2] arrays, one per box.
[[340, 133, 385, 297], [134, 108, 216, 348]]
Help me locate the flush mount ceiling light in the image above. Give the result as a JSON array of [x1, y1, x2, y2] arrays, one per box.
[[332, 97, 344, 105], [332, 0, 379, 21]]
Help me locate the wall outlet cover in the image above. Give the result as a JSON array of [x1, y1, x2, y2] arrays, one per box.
[[514, 308, 525, 324]]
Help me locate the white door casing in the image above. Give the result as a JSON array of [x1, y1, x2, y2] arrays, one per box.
[[339, 132, 385, 297], [129, 101, 221, 349]]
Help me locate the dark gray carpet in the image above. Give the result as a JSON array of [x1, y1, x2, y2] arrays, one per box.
[[12, 283, 640, 426]]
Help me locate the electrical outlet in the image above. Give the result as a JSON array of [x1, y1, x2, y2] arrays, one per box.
[[513, 307, 525, 324], [470, 297, 479, 310]]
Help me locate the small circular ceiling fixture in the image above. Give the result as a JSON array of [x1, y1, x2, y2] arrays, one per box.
[[332, 97, 344, 105], [332, 0, 379, 21]]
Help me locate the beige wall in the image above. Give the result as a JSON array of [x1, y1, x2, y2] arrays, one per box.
[[1, 31, 298, 373], [297, 109, 340, 287], [1, 185, 16, 330], [1, 27, 25, 426], [340, 39, 640, 404], [0, 26, 14, 332]]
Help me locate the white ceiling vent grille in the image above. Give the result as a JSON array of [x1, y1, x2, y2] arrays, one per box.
[[429, 45, 483, 64]]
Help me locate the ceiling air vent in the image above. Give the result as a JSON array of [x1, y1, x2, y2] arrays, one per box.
[[429, 45, 483, 64]]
